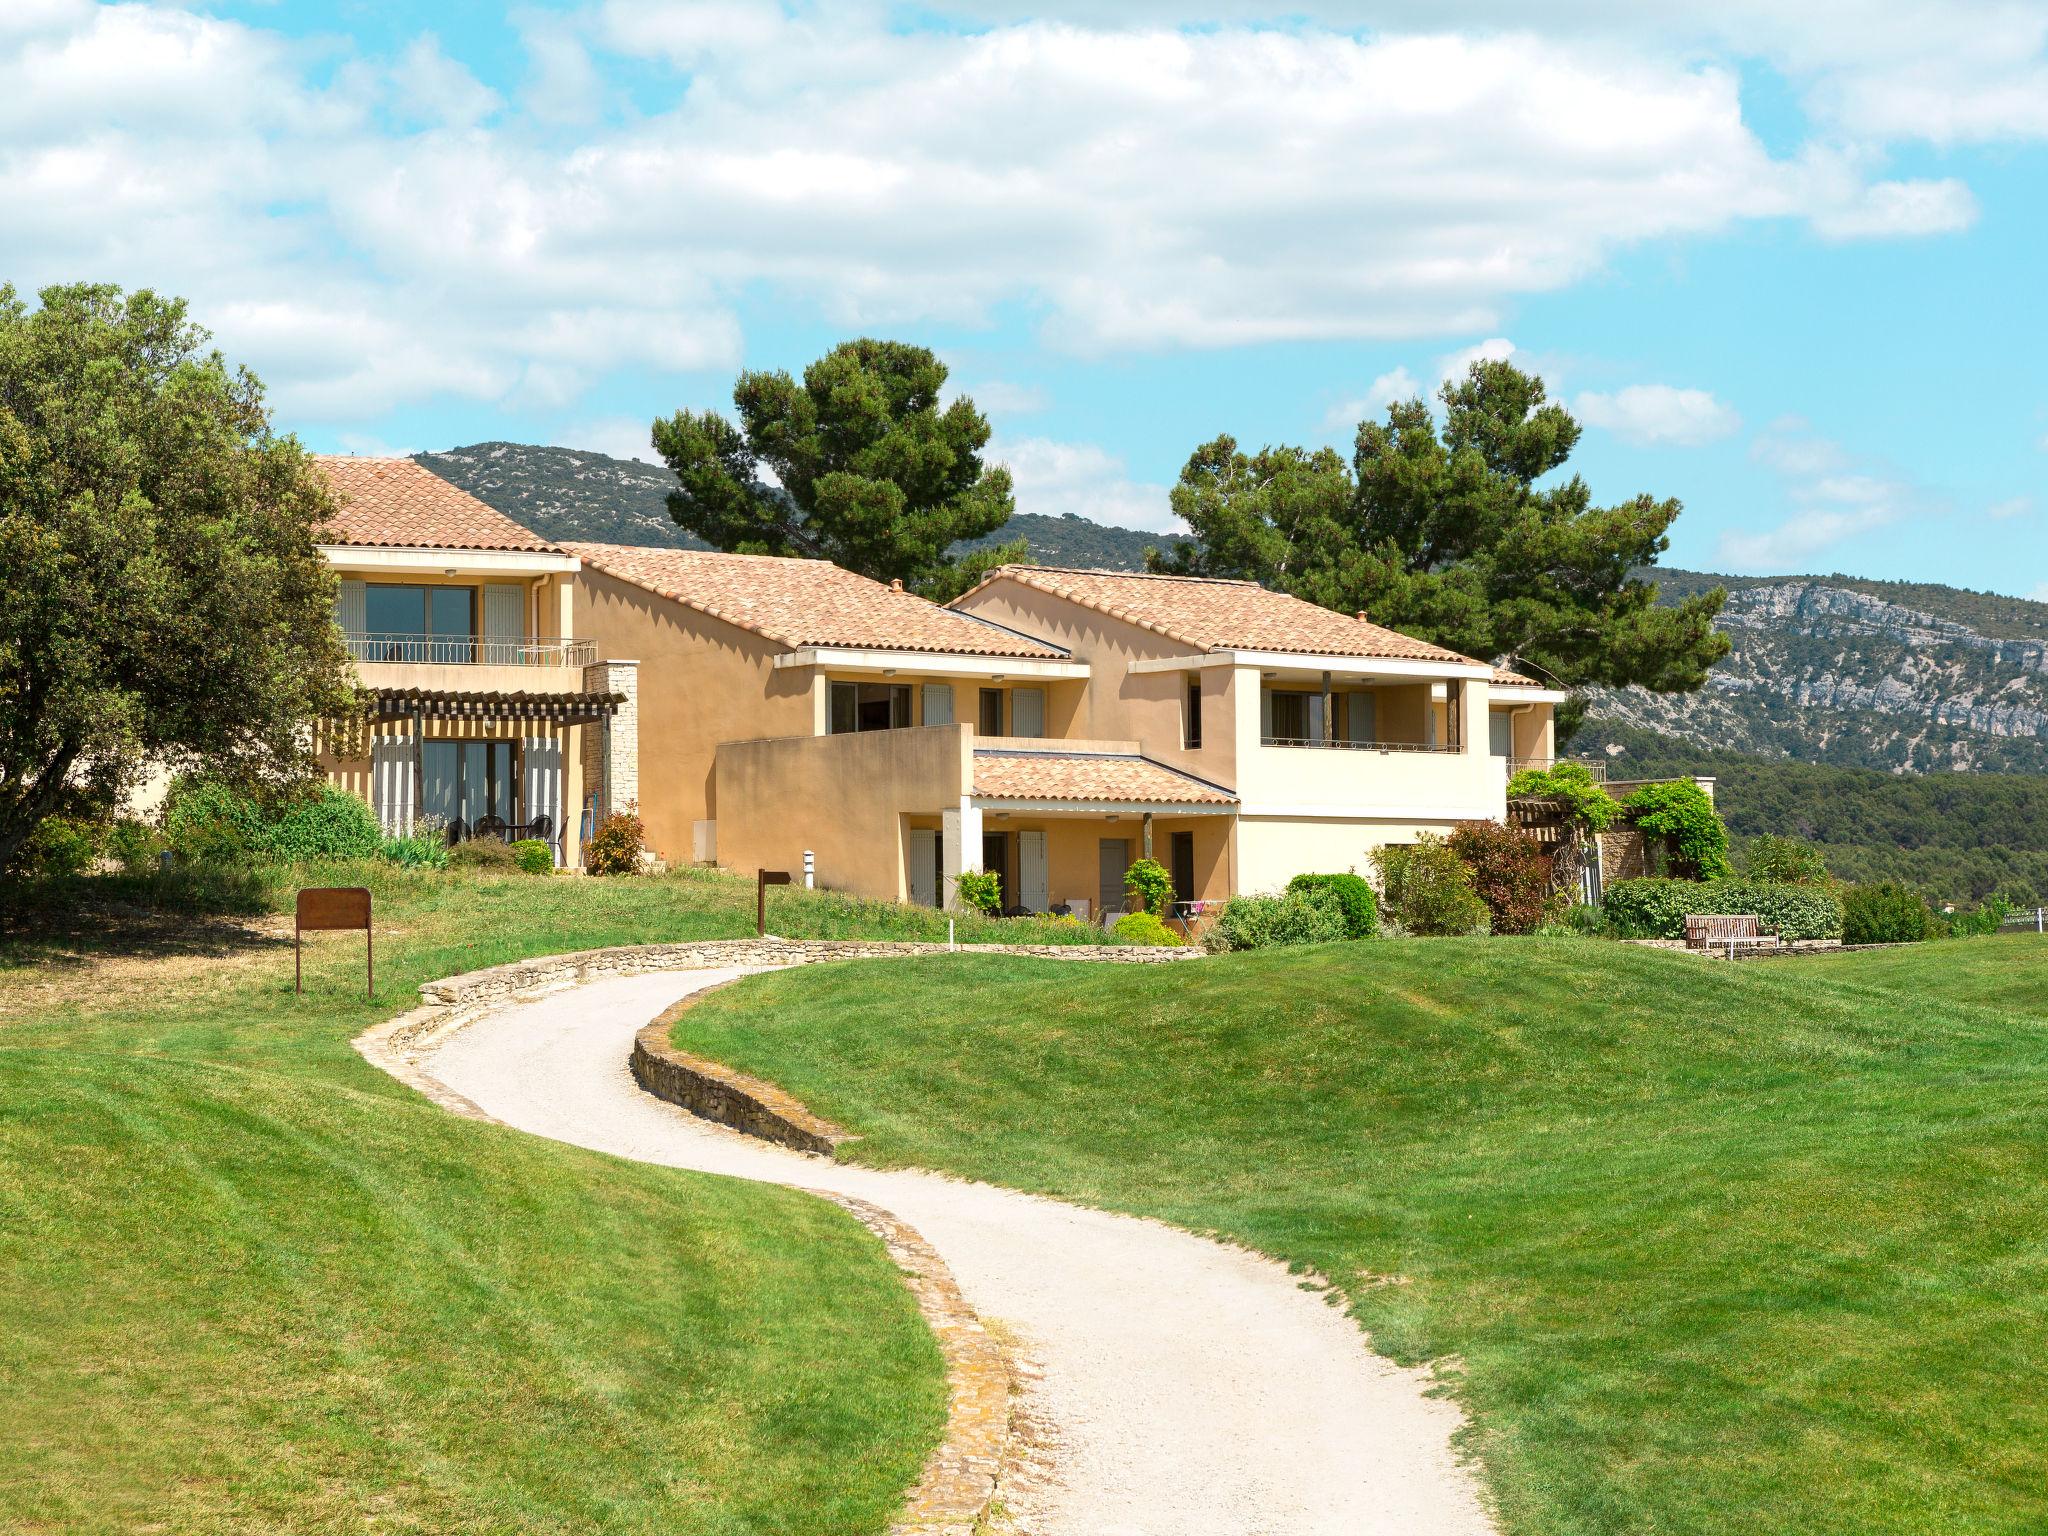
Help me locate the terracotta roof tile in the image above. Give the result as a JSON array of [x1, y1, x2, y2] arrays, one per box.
[[567, 543, 1067, 658], [957, 565, 1483, 667], [1490, 667, 1543, 688], [316, 457, 562, 552], [972, 749, 1236, 805]]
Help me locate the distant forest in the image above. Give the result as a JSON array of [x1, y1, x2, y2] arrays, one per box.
[[1591, 727, 2048, 903]]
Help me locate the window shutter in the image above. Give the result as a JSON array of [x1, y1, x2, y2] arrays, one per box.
[[922, 683, 954, 725], [1011, 687, 1045, 738], [483, 583, 524, 664], [1347, 692, 1376, 743], [335, 581, 368, 648]]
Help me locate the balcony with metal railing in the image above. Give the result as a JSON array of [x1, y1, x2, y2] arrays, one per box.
[[344, 632, 598, 667], [1260, 734, 1459, 753]]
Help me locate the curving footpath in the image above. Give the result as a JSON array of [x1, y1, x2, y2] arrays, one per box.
[[412, 966, 1498, 1536]]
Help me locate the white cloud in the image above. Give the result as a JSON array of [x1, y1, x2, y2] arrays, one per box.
[[1988, 495, 2034, 521], [1809, 177, 1977, 239], [1574, 384, 1741, 447], [2033, 583, 2048, 602], [993, 436, 1179, 532], [963, 380, 1051, 416], [1323, 366, 1421, 432], [1718, 417, 1932, 569], [0, 3, 2008, 432], [556, 416, 661, 464]]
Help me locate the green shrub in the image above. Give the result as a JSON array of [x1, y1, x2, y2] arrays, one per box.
[[450, 837, 519, 871], [257, 787, 381, 862], [1372, 834, 1487, 936], [1285, 872, 1378, 939], [1123, 857, 1173, 917], [379, 820, 450, 871], [1447, 821, 1550, 935], [510, 838, 554, 875], [1841, 881, 1935, 944], [107, 817, 164, 875], [1506, 761, 1621, 831], [585, 811, 645, 876], [1945, 896, 2014, 938], [18, 816, 103, 877], [952, 868, 1001, 915], [1742, 834, 1830, 885], [1623, 780, 1733, 880], [162, 775, 264, 863], [1602, 877, 1845, 942], [1112, 910, 1182, 946], [1205, 886, 1349, 952]]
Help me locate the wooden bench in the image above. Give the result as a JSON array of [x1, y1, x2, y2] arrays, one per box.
[[1684, 913, 1779, 954]]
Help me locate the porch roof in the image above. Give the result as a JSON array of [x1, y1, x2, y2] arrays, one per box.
[[366, 686, 623, 725], [971, 747, 1237, 808]]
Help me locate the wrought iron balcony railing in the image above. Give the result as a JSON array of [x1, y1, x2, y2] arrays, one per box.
[[1260, 735, 1459, 752], [345, 633, 597, 667]]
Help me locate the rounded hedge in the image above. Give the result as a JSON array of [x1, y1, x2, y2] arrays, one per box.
[[1841, 881, 1933, 945], [1285, 872, 1379, 939], [1601, 877, 1844, 942]]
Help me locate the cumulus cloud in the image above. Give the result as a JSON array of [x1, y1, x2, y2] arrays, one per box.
[[1574, 384, 1741, 447], [992, 436, 1179, 532], [1322, 366, 1421, 432], [0, 2, 2010, 432], [1717, 416, 1935, 569]]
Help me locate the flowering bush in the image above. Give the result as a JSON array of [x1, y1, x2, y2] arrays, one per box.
[[585, 811, 645, 876], [1448, 820, 1551, 935]]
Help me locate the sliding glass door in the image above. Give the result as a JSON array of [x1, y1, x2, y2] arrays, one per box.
[[420, 740, 516, 836]]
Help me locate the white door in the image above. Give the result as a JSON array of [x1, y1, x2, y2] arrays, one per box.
[[522, 734, 563, 862], [484, 583, 524, 665], [1018, 829, 1049, 911], [1489, 711, 1514, 758], [908, 828, 939, 907], [370, 732, 414, 834]]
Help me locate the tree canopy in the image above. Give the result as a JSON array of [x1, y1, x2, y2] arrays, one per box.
[[653, 339, 1022, 599], [1151, 360, 1729, 731], [0, 282, 352, 872]]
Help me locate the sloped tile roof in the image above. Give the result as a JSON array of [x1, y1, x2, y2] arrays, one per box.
[[957, 565, 1482, 667], [567, 543, 1068, 658], [1490, 667, 1544, 688], [972, 749, 1236, 805], [315, 456, 563, 552]]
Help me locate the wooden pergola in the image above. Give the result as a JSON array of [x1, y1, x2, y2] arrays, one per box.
[[365, 687, 623, 726]]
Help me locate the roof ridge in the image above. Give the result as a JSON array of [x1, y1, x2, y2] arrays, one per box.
[[1004, 563, 1261, 588]]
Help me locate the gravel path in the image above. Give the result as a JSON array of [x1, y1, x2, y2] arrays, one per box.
[[423, 967, 1498, 1536]]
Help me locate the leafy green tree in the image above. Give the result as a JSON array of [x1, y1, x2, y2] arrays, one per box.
[[653, 339, 1022, 599], [0, 283, 353, 874], [1152, 361, 1729, 735], [1742, 834, 1831, 886]]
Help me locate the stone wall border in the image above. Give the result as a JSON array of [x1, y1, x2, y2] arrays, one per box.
[[634, 982, 853, 1154]]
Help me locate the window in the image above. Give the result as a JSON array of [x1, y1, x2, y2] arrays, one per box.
[[922, 683, 954, 725], [1010, 687, 1045, 738], [829, 681, 911, 734], [1263, 688, 1324, 743], [1184, 676, 1203, 748], [978, 687, 1004, 737], [1344, 691, 1377, 744], [1489, 711, 1514, 758], [363, 583, 475, 663], [420, 740, 516, 835], [1170, 830, 1196, 905]]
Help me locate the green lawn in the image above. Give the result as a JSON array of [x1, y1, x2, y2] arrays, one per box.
[[669, 935, 2048, 1536], [0, 863, 1000, 1536]]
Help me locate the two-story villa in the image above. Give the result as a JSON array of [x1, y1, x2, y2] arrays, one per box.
[[949, 566, 1567, 899], [312, 458, 638, 867]]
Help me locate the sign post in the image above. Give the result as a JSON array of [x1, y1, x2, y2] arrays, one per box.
[[296, 887, 374, 999], [757, 870, 791, 938]]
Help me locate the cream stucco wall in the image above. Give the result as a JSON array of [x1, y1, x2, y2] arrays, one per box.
[[572, 566, 816, 863], [952, 579, 1237, 787], [715, 723, 971, 897], [1235, 815, 1474, 897]]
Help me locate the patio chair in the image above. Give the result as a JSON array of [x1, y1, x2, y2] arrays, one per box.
[[472, 814, 508, 842]]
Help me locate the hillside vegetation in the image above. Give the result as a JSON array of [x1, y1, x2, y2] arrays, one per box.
[[1588, 726, 2048, 901], [0, 866, 964, 1534], [673, 935, 2048, 1536]]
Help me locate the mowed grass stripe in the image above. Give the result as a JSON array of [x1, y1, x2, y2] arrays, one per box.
[[670, 936, 2048, 1536], [0, 867, 953, 1535]]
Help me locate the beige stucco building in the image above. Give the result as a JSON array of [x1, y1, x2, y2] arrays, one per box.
[[312, 457, 636, 868], [307, 458, 1564, 912]]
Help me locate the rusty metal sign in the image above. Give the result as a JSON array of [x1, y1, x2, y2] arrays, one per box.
[[757, 870, 791, 938], [296, 887, 373, 998]]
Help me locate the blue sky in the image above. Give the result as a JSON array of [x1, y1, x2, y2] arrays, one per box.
[[6, 2, 2047, 595]]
